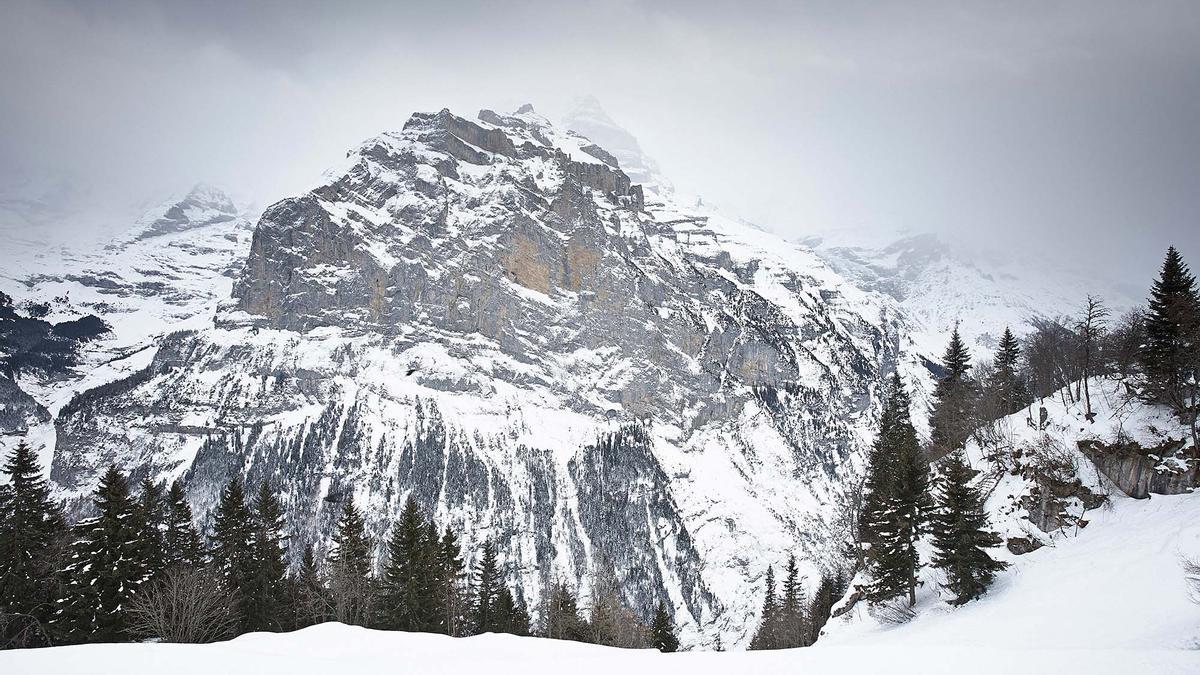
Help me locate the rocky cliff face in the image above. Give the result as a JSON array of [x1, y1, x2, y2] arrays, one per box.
[[43, 106, 927, 648]]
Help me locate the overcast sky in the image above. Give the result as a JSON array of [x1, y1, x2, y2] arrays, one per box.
[[2, 0, 1198, 284]]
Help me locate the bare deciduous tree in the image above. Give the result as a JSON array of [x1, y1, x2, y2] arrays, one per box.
[[126, 566, 239, 644]]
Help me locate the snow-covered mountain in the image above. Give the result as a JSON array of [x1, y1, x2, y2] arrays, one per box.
[[803, 231, 1141, 359], [0, 183, 255, 467], [562, 97, 671, 195], [2, 101, 1176, 653], [7, 105, 940, 648]]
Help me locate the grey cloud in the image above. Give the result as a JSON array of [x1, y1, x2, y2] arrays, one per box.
[[2, 0, 1198, 286]]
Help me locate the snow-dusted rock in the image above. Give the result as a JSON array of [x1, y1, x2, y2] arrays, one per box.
[[38, 106, 932, 648]]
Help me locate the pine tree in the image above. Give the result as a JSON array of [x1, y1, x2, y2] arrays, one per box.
[[778, 554, 807, 647], [380, 496, 429, 631], [56, 466, 145, 643], [0, 440, 67, 628], [930, 324, 979, 454], [493, 585, 517, 634], [246, 481, 289, 632], [470, 540, 502, 634], [929, 452, 1008, 604], [861, 373, 931, 607], [541, 581, 585, 641], [131, 477, 167, 583], [437, 526, 465, 635], [291, 543, 328, 628], [329, 498, 372, 578], [326, 498, 374, 626], [210, 475, 257, 630], [649, 601, 679, 652], [748, 564, 778, 650], [990, 327, 1029, 416], [1141, 247, 1200, 450], [163, 480, 205, 568]]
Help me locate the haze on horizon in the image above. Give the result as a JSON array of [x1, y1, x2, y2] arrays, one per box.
[[2, 0, 1198, 287]]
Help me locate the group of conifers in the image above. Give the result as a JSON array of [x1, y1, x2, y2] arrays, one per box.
[[0, 449, 679, 651], [2, 247, 1197, 651], [768, 245, 1200, 634]]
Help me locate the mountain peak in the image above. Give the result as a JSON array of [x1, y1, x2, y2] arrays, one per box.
[[562, 96, 669, 194]]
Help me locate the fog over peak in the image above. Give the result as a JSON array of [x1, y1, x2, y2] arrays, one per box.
[[2, 0, 1198, 287]]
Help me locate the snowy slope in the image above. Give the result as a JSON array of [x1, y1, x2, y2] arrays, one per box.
[[0, 184, 254, 467], [3, 621, 1197, 675], [825, 377, 1200, 652]]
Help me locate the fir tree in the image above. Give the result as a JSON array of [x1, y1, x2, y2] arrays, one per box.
[[437, 526, 465, 635], [131, 477, 167, 583], [163, 480, 205, 568], [1140, 247, 1200, 450], [56, 466, 145, 643], [470, 540, 502, 634], [326, 498, 375, 626], [778, 554, 808, 647], [210, 475, 257, 630], [748, 564, 778, 650], [929, 453, 1008, 604], [541, 581, 585, 641], [379, 496, 430, 631], [0, 440, 67, 628], [246, 481, 289, 632], [990, 327, 1029, 416], [649, 601, 679, 652], [930, 324, 979, 454], [291, 543, 328, 628], [861, 373, 931, 607], [329, 498, 372, 578]]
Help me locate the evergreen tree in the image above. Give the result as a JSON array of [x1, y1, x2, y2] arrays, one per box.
[[246, 481, 289, 632], [329, 498, 372, 578], [778, 554, 807, 648], [210, 475, 257, 630], [929, 453, 1008, 604], [437, 526, 466, 635], [291, 543, 328, 628], [379, 496, 430, 632], [541, 581, 585, 642], [470, 540, 502, 634], [493, 585, 518, 634], [326, 498, 375, 626], [0, 440, 67, 628], [930, 324, 979, 454], [990, 327, 1029, 416], [861, 373, 931, 607], [748, 564, 778, 650], [649, 601, 679, 652], [56, 466, 145, 643], [131, 477, 167, 583], [163, 480, 205, 568], [1141, 247, 1200, 450]]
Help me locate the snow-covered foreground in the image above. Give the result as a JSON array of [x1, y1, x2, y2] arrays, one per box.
[[826, 492, 1200, 653], [2, 620, 1195, 675], [6, 479, 1200, 673]]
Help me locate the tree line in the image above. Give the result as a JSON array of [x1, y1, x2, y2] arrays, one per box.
[[0, 446, 679, 651]]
